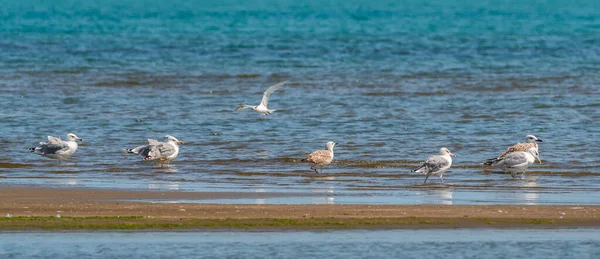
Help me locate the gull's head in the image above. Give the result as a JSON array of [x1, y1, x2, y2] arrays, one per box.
[[525, 135, 542, 143], [66, 133, 83, 142], [326, 141, 338, 150], [165, 135, 184, 145], [440, 147, 456, 157]]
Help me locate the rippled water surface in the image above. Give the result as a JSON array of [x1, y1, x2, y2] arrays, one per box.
[[1, 0, 600, 205], [1, 229, 600, 258]]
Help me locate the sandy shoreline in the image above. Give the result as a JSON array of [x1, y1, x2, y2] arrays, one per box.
[[1, 186, 599, 230]]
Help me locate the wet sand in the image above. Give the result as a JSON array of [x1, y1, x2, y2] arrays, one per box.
[[1, 187, 599, 230]]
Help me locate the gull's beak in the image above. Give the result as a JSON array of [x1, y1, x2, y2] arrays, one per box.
[[449, 152, 456, 157], [536, 139, 543, 142], [77, 138, 83, 141], [537, 157, 542, 164], [177, 141, 184, 145], [335, 142, 339, 145]]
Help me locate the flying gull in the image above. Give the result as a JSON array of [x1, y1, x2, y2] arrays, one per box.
[[302, 141, 337, 173], [412, 147, 456, 184], [484, 135, 543, 165], [234, 81, 288, 115], [29, 133, 83, 163], [485, 148, 539, 179], [126, 135, 184, 163]]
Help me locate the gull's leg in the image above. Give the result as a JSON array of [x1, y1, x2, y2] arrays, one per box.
[[440, 174, 445, 184], [521, 169, 526, 179], [511, 172, 516, 179], [311, 166, 318, 174], [424, 175, 429, 184]]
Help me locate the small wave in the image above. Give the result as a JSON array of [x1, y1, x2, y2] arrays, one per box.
[[0, 163, 33, 169]]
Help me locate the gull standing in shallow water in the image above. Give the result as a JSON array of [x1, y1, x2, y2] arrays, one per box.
[[484, 135, 543, 165], [412, 147, 456, 184], [302, 141, 337, 174], [486, 148, 539, 179], [234, 81, 288, 115], [126, 135, 184, 164], [29, 133, 83, 163]]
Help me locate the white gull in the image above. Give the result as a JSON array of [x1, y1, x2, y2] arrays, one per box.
[[235, 81, 288, 115], [126, 135, 184, 163], [412, 147, 455, 184], [486, 148, 540, 179], [484, 135, 543, 165], [29, 133, 83, 163]]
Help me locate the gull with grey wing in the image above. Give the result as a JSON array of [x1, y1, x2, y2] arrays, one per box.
[[235, 81, 288, 115], [126, 135, 184, 164], [412, 147, 456, 184], [29, 133, 83, 163]]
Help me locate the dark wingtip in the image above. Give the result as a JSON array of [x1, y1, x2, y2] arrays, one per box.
[[28, 147, 35, 153], [482, 158, 497, 166]]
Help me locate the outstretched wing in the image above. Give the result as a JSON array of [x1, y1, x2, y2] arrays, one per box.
[[234, 105, 254, 111], [260, 81, 288, 107]]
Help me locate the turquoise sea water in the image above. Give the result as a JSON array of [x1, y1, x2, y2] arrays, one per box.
[[1, 0, 600, 204]]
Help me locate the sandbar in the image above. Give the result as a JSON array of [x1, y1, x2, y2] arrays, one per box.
[[1, 186, 598, 230]]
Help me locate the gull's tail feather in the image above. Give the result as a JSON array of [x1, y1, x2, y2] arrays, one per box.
[[28, 147, 36, 153], [126, 147, 142, 154], [483, 157, 500, 166], [411, 164, 425, 173]]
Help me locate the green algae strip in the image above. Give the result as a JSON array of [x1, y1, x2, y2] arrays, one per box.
[[0, 216, 578, 230]]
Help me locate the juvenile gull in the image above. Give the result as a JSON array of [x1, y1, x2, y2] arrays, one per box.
[[234, 81, 288, 115], [412, 147, 455, 184], [302, 141, 337, 174], [126, 135, 184, 163], [486, 148, 540, 179], [29, 133, 83, 163], [484, 135, 543, 165]]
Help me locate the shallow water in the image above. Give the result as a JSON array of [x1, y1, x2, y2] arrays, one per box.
[[1, 229, 599, 258], [1, 0, 600, 205]]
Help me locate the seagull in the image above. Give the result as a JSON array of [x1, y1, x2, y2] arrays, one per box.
[[126, 135, 184, 163], [412, 147, 456, 184], [484, 135, 543, 165], [234, 81, 288, 115], [29, 133, 83, 163], [485, 148, 540, 179], [302, 141, 337, 173]]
